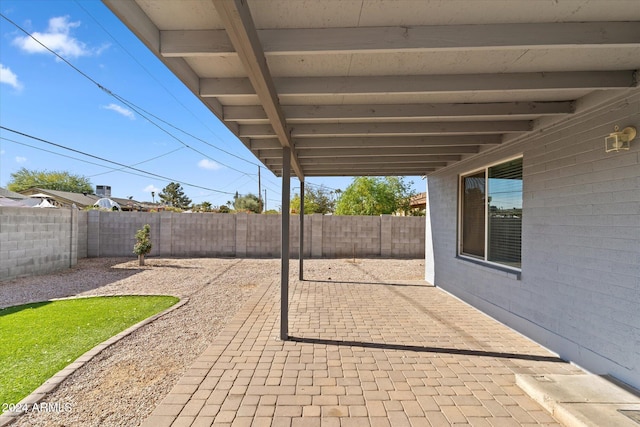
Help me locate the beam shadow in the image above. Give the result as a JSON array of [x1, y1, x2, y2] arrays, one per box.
[[289, 336, 566, 363], [303, 279, 431, 288]]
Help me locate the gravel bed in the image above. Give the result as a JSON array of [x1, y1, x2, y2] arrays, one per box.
[[1, 256, 424, 426]]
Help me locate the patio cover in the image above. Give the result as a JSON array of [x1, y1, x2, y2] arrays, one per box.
[[103, 0, 640, 179], [103, 0, 640, 338]]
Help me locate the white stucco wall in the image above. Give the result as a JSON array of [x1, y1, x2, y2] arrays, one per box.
[[426, 90, 640, 389]]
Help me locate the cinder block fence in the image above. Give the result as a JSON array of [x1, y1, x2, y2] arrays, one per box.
[[0, 207, 86, 281], [1, 208, 424, 281]]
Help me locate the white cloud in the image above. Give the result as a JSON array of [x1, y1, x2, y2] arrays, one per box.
[[15, 156, 27, 163], [102, 103, 135, 120], [144, 185, 160, 193], [12, 16, 105, 59], [0, 63, 22, 90], [198, 159, 222, 170]]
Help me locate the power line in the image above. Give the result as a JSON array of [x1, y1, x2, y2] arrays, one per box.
[[87, 147, 185, 178], [73, 0, 261, 168], [108, 92, 255, 176], [0, 12, 256, 178], [1, 136, 154, 180], [0, 126, 236, 195]]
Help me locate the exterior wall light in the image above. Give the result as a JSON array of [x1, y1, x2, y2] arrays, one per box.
[[605, 125, 636, 153]]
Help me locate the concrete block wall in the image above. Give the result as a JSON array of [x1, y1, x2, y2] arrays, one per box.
[[86, 212, 424, 259], [0, 207, 80, 281], [1, 210, 424, 282], [322, 215, 382, 257], [391, 216, 426, 258], [88, 211, 238, 258], [426, 90, 640, 390], [76, 210, 88, 258]]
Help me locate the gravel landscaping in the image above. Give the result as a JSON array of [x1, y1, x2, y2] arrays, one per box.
[[1, 256, 424, 427]]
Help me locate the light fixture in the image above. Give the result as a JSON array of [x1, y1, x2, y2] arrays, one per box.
[[605, 125, 636, 153]]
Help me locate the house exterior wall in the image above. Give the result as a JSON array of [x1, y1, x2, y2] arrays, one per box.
[[426, 91, 640, 389]]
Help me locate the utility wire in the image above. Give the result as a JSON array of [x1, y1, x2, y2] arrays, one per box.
[[1, 127, 235, 195], [74, 0, 260, 168], [108, 91, 255, 176], [88, 147, 185, 178], [1, 136, 157, 180], [0, 12, 255, 178]]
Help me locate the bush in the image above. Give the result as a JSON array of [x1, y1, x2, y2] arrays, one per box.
[[133, 224, 152, 261]]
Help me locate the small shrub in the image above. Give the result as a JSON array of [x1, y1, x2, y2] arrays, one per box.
[[133, 224, 152, 265]]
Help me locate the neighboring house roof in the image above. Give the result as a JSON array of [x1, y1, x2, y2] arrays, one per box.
[[19, 188, 100, 208], [16, 188, 150, 210], [410, 192, 427, 209], [0, 187, 28, 200], [0, 196, 31, 207], [111, 197, 143, 211]]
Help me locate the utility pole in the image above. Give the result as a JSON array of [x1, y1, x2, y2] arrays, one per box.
[[264, 189, 267, 212], [258, 166, 262, 212]]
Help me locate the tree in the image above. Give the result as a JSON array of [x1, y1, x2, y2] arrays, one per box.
[[334, 176, 414, 215], [133, 224, 152, 266], [7, 168, 93, 194], [159, 182, 191, 209], [233, 193, 262, 213], [193, 201, 213, 212], [290, 186, 336, 214]]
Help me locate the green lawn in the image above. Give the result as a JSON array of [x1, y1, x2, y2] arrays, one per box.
[[0, 295, 179, 406]]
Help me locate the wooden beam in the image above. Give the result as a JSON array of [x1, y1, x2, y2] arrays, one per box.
[[300, 159, 451, 167], [249, 135, 501, 151], [103, 1, 225, 120], [296, 147, 479, 158], [224, 102, 575, 122], [103, 0, 159, 53], [212, 0, 304, 180], [297, 166, 441, 175], [266, 154, 462, 163], [201, 78, 254, 96], [242, 121, 530, 138], [160, 22, 640, 56], [268, 167, 440, 177], [292, 122, 531, 137], [161, 29, 231, 57], [201, 71, 635, 97], [294, 135, 502, 149], [268, 163, 440, 176], [300, 164, 441, 171]]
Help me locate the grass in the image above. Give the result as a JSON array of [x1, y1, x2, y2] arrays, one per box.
[[0, 295, 179, 406]]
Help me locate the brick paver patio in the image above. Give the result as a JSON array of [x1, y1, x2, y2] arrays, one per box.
[[142, 262, 582, 426]]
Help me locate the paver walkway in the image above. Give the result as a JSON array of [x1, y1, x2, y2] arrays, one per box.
[[143, 261, 583, 427]]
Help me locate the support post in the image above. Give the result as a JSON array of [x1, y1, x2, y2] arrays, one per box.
[[280, 147, 291, 340], [299, 181, 305, 280]]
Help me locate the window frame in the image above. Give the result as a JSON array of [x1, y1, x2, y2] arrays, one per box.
[[457, 155, 523, 272]]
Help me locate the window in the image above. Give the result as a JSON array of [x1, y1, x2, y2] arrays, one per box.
[[459, 157, 522, 269]]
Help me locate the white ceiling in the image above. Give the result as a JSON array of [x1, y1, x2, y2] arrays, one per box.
[[103, 0, 640, 178]]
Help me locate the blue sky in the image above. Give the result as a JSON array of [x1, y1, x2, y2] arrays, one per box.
[[0, 0, 425, 208]]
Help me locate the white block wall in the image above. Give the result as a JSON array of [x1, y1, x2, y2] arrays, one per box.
[[426, 91, 640, 389]]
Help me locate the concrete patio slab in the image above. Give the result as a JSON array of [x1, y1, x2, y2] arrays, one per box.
[[141, 260, 587, 426], [516, 374, 640, 427]]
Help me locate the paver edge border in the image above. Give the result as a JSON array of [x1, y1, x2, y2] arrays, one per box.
[[0, 295, 189, 427]]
